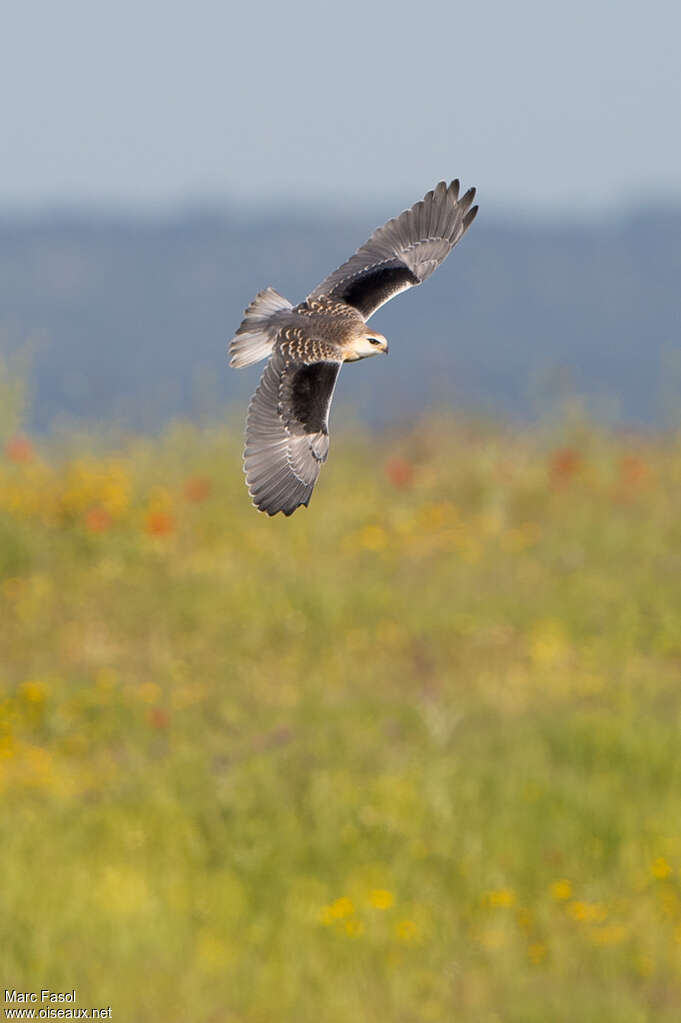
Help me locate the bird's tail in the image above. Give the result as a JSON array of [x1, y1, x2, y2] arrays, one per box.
[[228, 287, 292, 368]]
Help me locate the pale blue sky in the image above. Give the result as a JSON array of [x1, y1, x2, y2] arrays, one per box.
[[3, 0, 680, 215]]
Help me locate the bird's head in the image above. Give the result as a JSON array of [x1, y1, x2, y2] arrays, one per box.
[[345, 329, 389, 361]]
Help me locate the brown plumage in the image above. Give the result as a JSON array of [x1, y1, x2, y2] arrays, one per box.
[[228, 180, 478, 515]]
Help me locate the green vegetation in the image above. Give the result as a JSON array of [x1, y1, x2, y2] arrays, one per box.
[[1, 416, 681, 1021]]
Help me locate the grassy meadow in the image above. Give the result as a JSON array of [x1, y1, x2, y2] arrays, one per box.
[[1, 409, 681, 1021]]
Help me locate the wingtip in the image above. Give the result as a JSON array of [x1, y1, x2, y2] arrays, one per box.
[[247, 475, 311, 517], [253, 498, 308, 517], [464, 205, 479, 229], [460, 186, 477, 214]]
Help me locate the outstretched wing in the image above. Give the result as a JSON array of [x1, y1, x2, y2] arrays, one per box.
[[244, 344, 343, 516], [309, 180, 478, 320]]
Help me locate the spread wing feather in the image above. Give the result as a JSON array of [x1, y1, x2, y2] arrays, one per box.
[[309, 180, 478, 320], [244, 348, 342, 516]]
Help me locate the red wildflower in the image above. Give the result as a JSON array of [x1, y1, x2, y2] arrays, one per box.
[[550, 448, 581, 485], [183, 475, 211, 503], [385, 456, 414, 489], [5, 436, 34, 463], [84, 506, 112, 533], [145, 511, 175, 536], [618, 454, 650, 489], [149, 707, 170, 729]]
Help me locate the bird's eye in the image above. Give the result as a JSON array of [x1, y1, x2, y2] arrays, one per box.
[[368, 337, 382, 346]]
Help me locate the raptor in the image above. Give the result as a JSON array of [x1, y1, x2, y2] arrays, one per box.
[[228, 179, 478, 515]]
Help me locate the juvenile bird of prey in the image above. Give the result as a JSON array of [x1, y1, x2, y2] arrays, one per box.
[[228, 179, 478, 516]]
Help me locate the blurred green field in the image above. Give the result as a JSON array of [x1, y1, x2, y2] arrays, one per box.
[[2, 412, 681, 1022]]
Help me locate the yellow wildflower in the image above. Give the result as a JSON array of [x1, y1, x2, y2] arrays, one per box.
[[567, 900, 607, 923], [502, 522, 539, 553], [137, 682, 161, 705], [651, 856, 672, 880], [528, 942, 547, 964], [484, 888, 516, 908], [515, 908, 533, 932], [357, 524, 387, 551], [61, 458, 131, 520], [395, 918, 421, 943], [0, 733, 16, 759], [418, 503, 452, 529], [20, 744, 54, 789], [319, 896, 355, 925], [95, 668, 117, 692], [529, 619, 569, 666], [369, 888, 394, 910], [550, 879, 572, 901], [20, 679, 47, 704], [344, 918, 364, 937]]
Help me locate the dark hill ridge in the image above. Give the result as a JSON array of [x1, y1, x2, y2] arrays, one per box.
[[1, 205, 680, 431]]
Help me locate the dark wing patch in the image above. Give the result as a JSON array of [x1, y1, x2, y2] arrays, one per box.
[[244, 349, 343, 516], [287, 360, 340, 434], [338, 264, 420, 320], [309, 179, 478, 320]]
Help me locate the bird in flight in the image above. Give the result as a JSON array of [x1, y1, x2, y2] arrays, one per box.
[[229, 179, 478, 516]]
